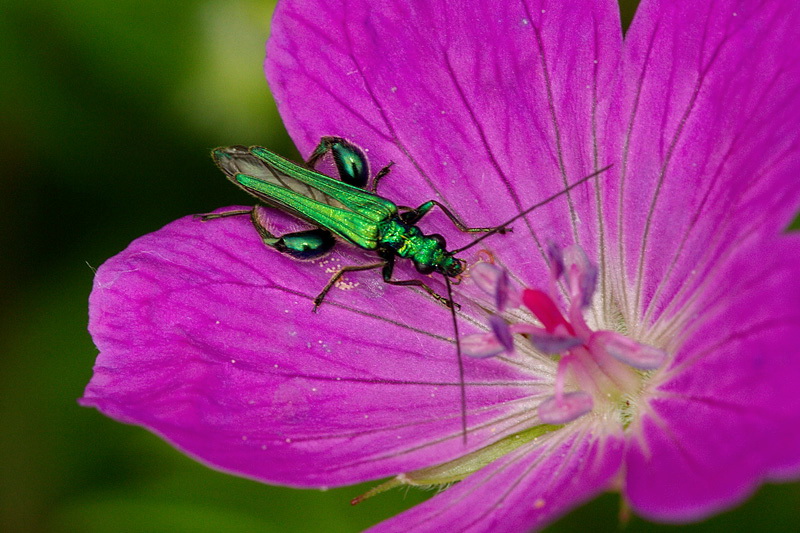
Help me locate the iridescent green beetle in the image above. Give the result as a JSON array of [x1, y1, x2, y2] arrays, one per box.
[[204, 137, 513, 310]]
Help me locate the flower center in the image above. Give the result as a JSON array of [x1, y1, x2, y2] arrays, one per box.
[[464, 245, 667, 427]]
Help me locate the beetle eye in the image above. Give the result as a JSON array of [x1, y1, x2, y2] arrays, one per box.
[[430, 233, 446, 247], [448, 259, 465, 276], [416, 263, 434, 274]]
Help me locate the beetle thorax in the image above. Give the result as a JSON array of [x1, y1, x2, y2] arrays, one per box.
[[377, 219, 459, 276]]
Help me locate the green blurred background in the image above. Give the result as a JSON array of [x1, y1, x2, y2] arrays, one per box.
[[1, 0, 797, 531]]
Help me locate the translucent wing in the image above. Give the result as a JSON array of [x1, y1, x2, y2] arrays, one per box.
[[212, 145, 341, 208]]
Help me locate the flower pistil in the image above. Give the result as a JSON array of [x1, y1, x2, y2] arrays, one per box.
[[465, 246, 668, 427]]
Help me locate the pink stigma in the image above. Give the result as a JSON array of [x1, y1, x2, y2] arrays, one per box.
[[464, 246, 668, 425]]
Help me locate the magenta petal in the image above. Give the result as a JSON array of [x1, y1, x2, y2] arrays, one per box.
[[267, 0, 623, 287], [370, 431, 624, 532], [612, 0, 800, 520], [626, 232, 800, 520], [605, 0, 800, 322], [81, 213, 539, 487]]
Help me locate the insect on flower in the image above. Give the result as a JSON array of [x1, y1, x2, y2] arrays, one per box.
[[200, 137, 610, 438], [82, 0, 800, 531]]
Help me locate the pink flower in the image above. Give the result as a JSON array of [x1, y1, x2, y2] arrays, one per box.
[[82, 1, 800, 530]]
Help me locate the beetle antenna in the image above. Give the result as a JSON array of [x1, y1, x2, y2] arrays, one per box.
[[450, 164, 612, 255], [445, 275, 468, 444]]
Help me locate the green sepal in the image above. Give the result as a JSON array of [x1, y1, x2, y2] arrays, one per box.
[[351, 423, 562, 505]]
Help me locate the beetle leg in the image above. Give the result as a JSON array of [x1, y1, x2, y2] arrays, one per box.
[[380, 257, 460, 310], [313, 262, 386, 312], [401, 201, 512, 234], [370, 161, 395, 193]]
